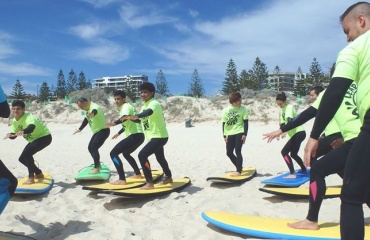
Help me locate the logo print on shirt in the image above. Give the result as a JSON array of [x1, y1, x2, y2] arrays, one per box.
[[344, 83, 359, 119], [226, 111, 239, 126], [142, 118, 149, 131]]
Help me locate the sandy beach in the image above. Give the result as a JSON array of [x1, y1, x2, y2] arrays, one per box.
[[0, 118, 362, 240]]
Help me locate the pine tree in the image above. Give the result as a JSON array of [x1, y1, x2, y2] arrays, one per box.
[[248, 57, 268, 90], [38, 82, 51, 102], [239, 70, 249, 90], [66, 69, 77, 94], [55, 69, 66, 99], [11, 79, 26, 99], [155, 69, 170, 96], [77, 71, 87, 90], [307, 57, 324, 86], [124, 82, 137, 101], [269, 65, 281, 90], [188, 69, 205, 97], [86, 79, 92, 89], [221, 59, 239, 94]]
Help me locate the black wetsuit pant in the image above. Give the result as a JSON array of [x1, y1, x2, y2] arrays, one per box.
[[88, 128, 110, 168], [110, 133, 144, 180], [19, 134, 52, 178], [306, 138, 355, 222], [311, 132, 343, 165], [281, 131, 306, 174], [138, 138, 172, 183], [340, 110, 370, 240], [226, 133, 244, 173]]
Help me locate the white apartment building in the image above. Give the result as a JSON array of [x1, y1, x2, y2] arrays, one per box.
[[93, 75, 148, 97], [266, 72, 307, 91]]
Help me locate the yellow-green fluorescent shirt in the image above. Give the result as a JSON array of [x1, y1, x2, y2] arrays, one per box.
[[312, 85, 360, 141], [140, 98, 168, 140], [221, 105, 248, 136], [86, 102, 107, 133], [119, 103, 143, 137], [11, 112, 50, 143], [280, 104, 304, 138], [333, 30, 370, 123]]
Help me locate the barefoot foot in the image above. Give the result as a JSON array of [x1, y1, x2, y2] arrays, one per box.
[[35, 173, 44, 179], [110, 180, 127, 185], [283, 174, 297, 179], [287, 219, 319, 230], [24, 177, 35, 185], [230, 171, 241, 177], [162, 177, 173, 184], [140, 183, 154, 190], [89, 168, 100, 174]]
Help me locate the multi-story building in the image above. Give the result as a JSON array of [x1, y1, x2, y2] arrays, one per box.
[[93, 75, 148, 98], [266, 72, 307, 92]]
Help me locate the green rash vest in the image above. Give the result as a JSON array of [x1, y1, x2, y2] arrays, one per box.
[[221, 105, 248, 136], [279, 104, 304, 139], [140, 98, 168, 140], [333, 30, 370, 123], [11, 112, 50, 143], [119, 103, 143, 137], [312, 85, 360, 142], [86, 102, 107, 134], [310, 102, 341, 136]]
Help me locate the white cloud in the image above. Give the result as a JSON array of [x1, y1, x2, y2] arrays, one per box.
[[118, 3, 176, 28], [189, 9, 199, 18], [0, 62, 52, 76], [69, 24, 104, 40], [0, 31, 18, 60], [174, 23, 191, 34], [80, 0, 119, 8], [73, 40, 130, 64], [151, 0, 354, 77]]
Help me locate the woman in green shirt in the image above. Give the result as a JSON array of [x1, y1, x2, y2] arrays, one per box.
[[276, 92, 306, 178]]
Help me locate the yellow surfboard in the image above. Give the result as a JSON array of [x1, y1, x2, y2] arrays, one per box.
[[207, 167, 256, 183], [202, 210, 370, 239], [99, 177, 191, 198], [259, 186, 341, 199], [82, 170, 164, 191], [15, 172, 54, 194]]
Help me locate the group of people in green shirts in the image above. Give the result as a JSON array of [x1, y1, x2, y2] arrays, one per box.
[[2, 2, 370, 238]]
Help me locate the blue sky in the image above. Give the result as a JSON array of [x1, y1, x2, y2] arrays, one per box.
[[0, 0, 358, 96]]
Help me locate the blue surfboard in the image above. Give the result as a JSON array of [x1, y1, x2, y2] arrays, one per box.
[[261, 169, 310, 187]]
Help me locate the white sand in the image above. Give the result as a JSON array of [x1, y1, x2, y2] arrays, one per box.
[[0, 119, 364, 240]]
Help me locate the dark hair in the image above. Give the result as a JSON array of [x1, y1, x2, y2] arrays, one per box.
[[229, 92, 241, 104], [12, 100, 25, 108], [77, 97, 88, 104], [113, 90, 126, 98], [139, 82, 155, 95], [340, 2, 370, 22], [310, 86, 324, 96], [276, 92, 287, 102]]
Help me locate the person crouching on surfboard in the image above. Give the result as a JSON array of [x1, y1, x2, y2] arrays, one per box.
[[275, 92, 306, 179], [122, 82, 172, 190], [74, 98, 110, 174], [0, 84, 17, 212], [4, 100, 52, 185], [105, 90, 144, 185], [221, 92, 249, 177]]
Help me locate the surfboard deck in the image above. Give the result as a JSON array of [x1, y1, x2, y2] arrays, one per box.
[[259, 186, 341, 199], [261, 169, 310, 187], [82, 170, 164, 191], [75, 163, 111, 181], [202, 210, 370, 239], [98, 177, 191, 198], [207, 167, 257, 183], [15, 172, 54, 194]]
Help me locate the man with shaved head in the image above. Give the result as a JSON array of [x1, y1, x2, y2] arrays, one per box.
[[303, 2, 370, 239]]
